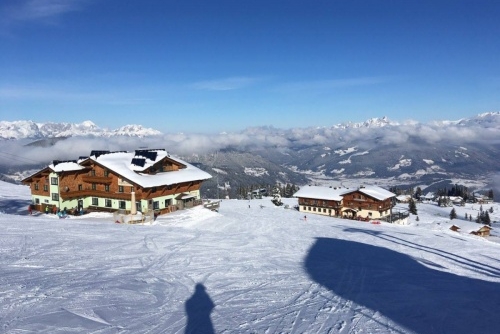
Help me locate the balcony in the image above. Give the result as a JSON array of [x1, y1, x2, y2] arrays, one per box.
[[61, 189, 134, 200], [81, 175, 112, 184]]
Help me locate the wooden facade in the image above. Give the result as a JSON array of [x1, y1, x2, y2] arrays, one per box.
[[297, 197, 343, 217], [22, 149, 211, 216]]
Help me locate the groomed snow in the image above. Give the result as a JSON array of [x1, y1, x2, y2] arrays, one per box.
[[1, 181, 500, 334]]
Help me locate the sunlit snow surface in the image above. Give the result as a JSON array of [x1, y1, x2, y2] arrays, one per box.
[[1, 181, 500, 334]]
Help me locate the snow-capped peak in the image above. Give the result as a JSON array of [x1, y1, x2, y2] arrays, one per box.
[[0, 120, 163, 140], [332, 116, 397, 129]]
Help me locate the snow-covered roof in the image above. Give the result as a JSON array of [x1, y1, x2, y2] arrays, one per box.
[[396, 195, 412, 201], [49, 160, 86, 173], [293, 186, 352, 201], [357, 185, 396, 201], [294, 185, 395, 201], [90, 150, 212, 188]]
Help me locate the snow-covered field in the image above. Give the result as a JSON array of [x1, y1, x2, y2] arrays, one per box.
[[1, 181, 500, 334]]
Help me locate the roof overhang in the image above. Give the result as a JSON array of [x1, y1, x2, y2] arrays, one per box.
[[176, 193, 196, 200]]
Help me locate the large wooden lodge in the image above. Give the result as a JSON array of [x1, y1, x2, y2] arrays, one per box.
[[22, 149, 212, 216], [294, 185, 396, 221]]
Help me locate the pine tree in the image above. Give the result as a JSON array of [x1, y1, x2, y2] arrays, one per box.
[[408, 199, 417, 215], [489, 206, 494, 213], [449, 208, 457, 220], [465, 213, 468, 220], [415, 187, 422, 200], [483, 211, 491, 225], [284, 183, 292, 198], [488, 189, 494, 200], [416, 216, 420, 222]]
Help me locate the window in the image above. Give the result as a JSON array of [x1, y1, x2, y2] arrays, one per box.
[[105, 199, 112, 207], [104, 170, 109, 177], [43, 185, 48, 192], [165, 199, 172, 207], [92, 197, 98, 206], [153, 201, 159, 210], [92, 183, 96, 190], [119, 201, 126, 209], [130, 186, 134, 192], [91, 170, 96, 176], [118, 186, 124, 193], [78, 184, 83, 191], [51, 177, 58, 185], [52, 193, 59, 201], [105, 185, 110, 192], [35, 198, 40, 204], [34, 183, 39, 190]]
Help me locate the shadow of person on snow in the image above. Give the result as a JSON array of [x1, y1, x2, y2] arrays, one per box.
[[305, 237, 500, 334], [185, 283, 215, 334]]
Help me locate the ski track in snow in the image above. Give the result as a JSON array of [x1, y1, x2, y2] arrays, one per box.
[[0, 181, 500, 333]]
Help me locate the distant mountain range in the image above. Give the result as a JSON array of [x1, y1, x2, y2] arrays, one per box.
[[1, 112, 499, 198], [0, 120, 161, 139]]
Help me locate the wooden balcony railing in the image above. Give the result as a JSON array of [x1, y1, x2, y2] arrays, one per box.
[[81, 175, 113, 184], [61, 189, 135, 200]]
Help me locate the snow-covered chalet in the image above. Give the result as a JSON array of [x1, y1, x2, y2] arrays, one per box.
[[293, 185, 396, 220], [22, 149, 212, 216]]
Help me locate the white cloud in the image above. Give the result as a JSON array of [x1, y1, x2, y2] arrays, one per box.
[[1, 0, 85, 30], [1, 116, 499, 171]]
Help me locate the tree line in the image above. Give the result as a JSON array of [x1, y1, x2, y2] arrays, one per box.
[[236, 183, 300, 199], [390, 184, 494, 202]]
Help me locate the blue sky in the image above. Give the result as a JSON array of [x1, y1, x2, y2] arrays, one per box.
[[1, 0, 499, 134]]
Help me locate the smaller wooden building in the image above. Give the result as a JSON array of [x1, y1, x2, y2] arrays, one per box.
[[470, 225, 492, 237], [293, 185, 396, 220]]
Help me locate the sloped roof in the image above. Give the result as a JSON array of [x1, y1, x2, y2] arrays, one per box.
[[293, 186, 351, 201], [293, 185, 395, 201], [22, 160, 85, 183], [90, 150, 211, 188], [49, 160, 86, 172], [355, 186, 396, 201]]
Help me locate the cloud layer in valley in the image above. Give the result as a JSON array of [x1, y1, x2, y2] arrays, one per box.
[[0, 114, 499, 170]]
